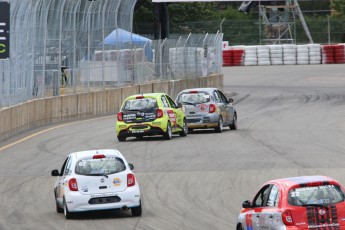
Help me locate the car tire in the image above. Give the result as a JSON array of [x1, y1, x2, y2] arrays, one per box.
[[117, 135, 126, 142], [131, 200, 142, 217], [215, 116, 223, 133], [55, 193, 63, 213], [229, 113, 238, 130], [179, 119, 188, 137], [236, 223, 244, 230], [63, 198, 74, 219], [163, 122, 172, 140]]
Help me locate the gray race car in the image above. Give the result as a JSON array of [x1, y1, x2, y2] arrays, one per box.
[[175, 88, 237, 133]]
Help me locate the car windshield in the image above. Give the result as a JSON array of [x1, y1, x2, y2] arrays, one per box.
[[288, 184, 345, 206], [177, 92, 210, 104], [75, 157, 126, 176], [122, 98, 158, 111]]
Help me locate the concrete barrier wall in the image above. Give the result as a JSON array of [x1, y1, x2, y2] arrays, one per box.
[[0, 74, 223, 142]]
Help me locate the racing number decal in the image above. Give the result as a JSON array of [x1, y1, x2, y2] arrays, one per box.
[[166, 109, 177, 126]]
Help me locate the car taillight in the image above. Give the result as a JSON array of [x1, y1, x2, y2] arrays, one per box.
[[209, 104, 216, 113], [93, 154, 105, 159], [69, 178, 78, 191], [156, 109, 163, 118], [127, 173, 136, 187], [282, 210, 294, 226], [117, 112, 123, 121]]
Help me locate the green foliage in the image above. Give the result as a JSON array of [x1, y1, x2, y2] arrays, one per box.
[[331, 0, 345, 17]]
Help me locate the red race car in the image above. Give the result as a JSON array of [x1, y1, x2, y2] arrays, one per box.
[[237, 175, 345, 230]]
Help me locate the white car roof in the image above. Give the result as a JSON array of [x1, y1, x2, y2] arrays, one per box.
[[180, 88, 218, 93], [70, 149, 123, 160]]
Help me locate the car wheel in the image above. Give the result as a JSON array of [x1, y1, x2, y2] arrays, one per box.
[[131, 200, 142, 217], [55, 193, 63, 213], [215, 116, 223, 133], [117, 135, 126, 142], [163, 122, 172, 140], [179, 119, 188, 137], [229, 113, 238, 130], [63, 198, 74, 219], [236, 223, 244, 230]]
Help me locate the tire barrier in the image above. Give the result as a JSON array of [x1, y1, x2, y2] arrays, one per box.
[[223, 43, 344, 66], [257, 46, 271, 66], [308, 44, 322, 65], [244, 46, 258, 66], [222, 49, 244, 66], [322, 44, 345, 64]]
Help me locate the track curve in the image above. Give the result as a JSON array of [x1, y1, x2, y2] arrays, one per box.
[[1, 64, 345, 230]]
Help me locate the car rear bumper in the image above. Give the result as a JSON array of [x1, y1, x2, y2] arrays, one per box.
[[118, 125, 164, 138], [186, 114, 219, 128], [65, 187, 141, 212]]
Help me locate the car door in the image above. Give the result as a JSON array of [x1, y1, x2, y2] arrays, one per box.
[[164, 94, 183, 131], [55, 155, 72, 204], [251, 184, 273, 230], [213, 90, 227, 123], [217, 90, 233, 125], [265, 185, 281, 230]]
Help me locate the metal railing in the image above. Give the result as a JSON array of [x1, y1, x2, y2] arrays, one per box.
[[0, 0, 223, 108]]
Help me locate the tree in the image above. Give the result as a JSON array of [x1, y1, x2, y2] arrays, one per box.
[[331, 0, 345, 17]]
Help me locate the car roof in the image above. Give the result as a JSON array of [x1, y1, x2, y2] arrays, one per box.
[[70, 149, 123, 160], [179, 88, 218, 94], [126, 93, 167, 100], [267, 175, 339, 189]]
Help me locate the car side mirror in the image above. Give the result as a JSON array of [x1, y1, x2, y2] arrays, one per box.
[[242, 200, 251, 208], [228, 98, 234, 103], [128, 163, 134, 170], [51, 169, 60, 176], [177, 103, 183, 108]]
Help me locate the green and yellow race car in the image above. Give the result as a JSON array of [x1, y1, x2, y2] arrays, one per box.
[[116, 93, 188, 142]]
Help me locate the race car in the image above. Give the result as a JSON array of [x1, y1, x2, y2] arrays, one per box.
[[51, 149, 141, 219], [116, 93, 188, 142], [237, 175, 345, 230], [175, 88, 237, 133]]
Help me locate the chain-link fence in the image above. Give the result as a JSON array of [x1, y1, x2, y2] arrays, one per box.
[[176, 17, 345, 46], [0, 0, 223, 108]]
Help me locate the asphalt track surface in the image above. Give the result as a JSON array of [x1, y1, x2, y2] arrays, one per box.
[[1, 64, 345, 230]]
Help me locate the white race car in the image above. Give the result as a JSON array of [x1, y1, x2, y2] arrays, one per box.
[[51, 149, 141, 219]]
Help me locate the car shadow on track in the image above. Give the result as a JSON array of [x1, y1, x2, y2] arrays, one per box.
[[188, 128, 233, 135], [124, 136, 185, 142], [69, 209, 134, 220]]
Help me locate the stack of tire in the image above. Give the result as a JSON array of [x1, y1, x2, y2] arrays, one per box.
[[243, 46, 258, 66], [283, 44, 297, 65], [334, 44, 345, 64], [222, 48, 245, 66], [322, 45, 336, 64], [296, 45, 309, 65], [222, 49, 232, 66], [232, 49, 245, 66], [308, 44, 322, 65], [269, 45, 283, 65], [257, 46, 271, 65]]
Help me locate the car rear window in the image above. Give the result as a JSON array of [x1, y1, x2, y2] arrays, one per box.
[[122, 98, 158, 111], [75, 157, 126, 176], [177, 92, 210, 104], [288, 184, 345, 206]]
